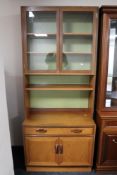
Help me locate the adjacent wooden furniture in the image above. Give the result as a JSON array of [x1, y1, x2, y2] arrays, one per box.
[[21, 6, 98, 172], [96, 6, 117, 171]]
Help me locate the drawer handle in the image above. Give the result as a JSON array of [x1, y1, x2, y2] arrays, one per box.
[[36, 128, 47, 133], [71, 129, 82, 133], [112, 139, 117, 144]]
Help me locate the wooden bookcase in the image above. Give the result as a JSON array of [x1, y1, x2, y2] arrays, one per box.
[[96, 6, 117, 171], [21, 6, 98, 172]]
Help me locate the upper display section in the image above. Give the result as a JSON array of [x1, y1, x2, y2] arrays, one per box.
[[21, 7, 98, 74], [96, 7, 117, 112], [105, 19, 117, 108]]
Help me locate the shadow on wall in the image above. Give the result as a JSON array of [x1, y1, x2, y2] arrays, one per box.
[[5, 72, 24, 145]]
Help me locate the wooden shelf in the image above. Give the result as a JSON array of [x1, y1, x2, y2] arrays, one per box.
[[27, 52, 56, 54], [63, 52, 92, 55], [27, 52, 92, 55], [27, 33, 56, 36], [63, 33, 92, 36], [27, 33, 56, 38], [24, 71, 95, 76], [25, 84, 93, 91]]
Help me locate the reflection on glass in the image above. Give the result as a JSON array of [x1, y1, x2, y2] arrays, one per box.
[[105, 20, 117, 107], [29, 53, 56, 70], [62, 53, 91, 70]]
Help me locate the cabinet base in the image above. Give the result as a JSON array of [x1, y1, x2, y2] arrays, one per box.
[[96, 164, 117, 171], [27, 166, 91, 172]]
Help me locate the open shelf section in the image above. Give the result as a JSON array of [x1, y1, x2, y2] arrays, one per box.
[[25, 84, 93, 91]]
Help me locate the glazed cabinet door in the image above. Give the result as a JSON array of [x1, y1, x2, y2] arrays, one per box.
[[101, 132, 117, 165], [60, 8, 98, 74], [22, 7, 60, 73], [25, 137, 59, 166], [60, 137, 94, 166]]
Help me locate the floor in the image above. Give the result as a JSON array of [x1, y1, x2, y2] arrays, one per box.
[[15, 170, 117, 175]]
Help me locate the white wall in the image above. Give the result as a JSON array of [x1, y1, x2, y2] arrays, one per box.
[[0, 0, 117, 145], [0, 58, 14, 175]]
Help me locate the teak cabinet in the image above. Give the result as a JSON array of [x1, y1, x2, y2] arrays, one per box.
[[96, 6, 117, 171], [21, 6, 98, 172]]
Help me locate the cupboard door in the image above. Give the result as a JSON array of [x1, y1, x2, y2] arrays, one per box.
[[101, 132, 117, 165], [59, 137, 94, 166], [24, 8, 60, 72], [60, 9, 97, 73], [25, 137, 59, 166]]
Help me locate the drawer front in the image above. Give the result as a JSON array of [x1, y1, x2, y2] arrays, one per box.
[[24, 127, 94, 136], [104, 120, 117, 128]]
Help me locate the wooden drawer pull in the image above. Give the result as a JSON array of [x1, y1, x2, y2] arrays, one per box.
[[35, 128, 47, 133], [71, 129, 82, 133], [112, 139, 117, 144]]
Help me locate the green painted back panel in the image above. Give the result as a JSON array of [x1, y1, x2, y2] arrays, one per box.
[[29, 75, 90, 85], [30, 91, 89, 108]]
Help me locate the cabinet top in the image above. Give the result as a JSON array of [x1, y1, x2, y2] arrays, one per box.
[[23, 111, 95, 127], [101, 6, 117, 13], [21, 6, 98, 12]]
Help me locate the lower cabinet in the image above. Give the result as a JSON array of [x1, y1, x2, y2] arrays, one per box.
[[96, 117, 117, 171], [101, 131, 117, 165], [25, 136, 94, 167]]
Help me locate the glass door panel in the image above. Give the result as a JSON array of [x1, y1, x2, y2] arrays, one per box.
[[26, 11, 57, 71], [105, 20, 117, 107], [62, 12, 93, 71], [63, 12, 93, 34]]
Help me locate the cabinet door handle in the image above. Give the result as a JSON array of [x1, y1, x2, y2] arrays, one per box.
[[55, 144, 59, 154], [35, 128, 47, 133], [71, 129, 82, 133], [59, 144, 63, 154], [112, 139, 117, 144]]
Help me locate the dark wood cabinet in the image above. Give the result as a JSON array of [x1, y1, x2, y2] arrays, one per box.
[[96, 6, 117, 171], [101, 131, 117, 165]]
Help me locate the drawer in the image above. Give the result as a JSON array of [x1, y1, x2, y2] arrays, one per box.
[[23, 127, 94, 136], [104, 120, 117, 128]]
